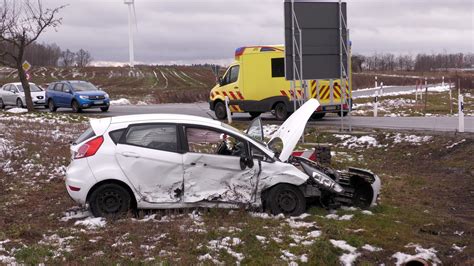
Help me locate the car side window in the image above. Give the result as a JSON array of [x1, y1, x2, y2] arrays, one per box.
[[62, 84, 70, 93], [186, 127, 245, 157], [122, 124, 178, 152], [229, 65, 239, 84], [54, 83, 63, 91]]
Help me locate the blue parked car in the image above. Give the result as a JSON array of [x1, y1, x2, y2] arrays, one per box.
[[46, 80, 110, 113]]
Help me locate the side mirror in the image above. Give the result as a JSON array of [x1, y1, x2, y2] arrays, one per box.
[[64, 88, 71, 93], [218, 77, 223, 86], [239, 154, 254, 170]]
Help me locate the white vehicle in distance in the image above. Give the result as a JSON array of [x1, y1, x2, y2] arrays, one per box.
[[66, 99, 381, 217], [0, 82, 47, 109]]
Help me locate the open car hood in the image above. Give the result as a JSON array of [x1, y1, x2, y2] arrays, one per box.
[[268, 99, 320, 162]]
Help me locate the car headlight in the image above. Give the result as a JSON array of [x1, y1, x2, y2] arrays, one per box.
[[312, 171, 344, 194], [104, 93, 109, 98], [79, 95, 89, 100]]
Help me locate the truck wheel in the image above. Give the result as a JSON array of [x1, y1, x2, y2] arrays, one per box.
[[214, 101, 227, 120], [266, 184, 306, 216], [311, 113, 326, 120], [337, 111, 348, 117], [249, 112, 261, 119], [274, 103, 287, 120], [71, 100, 82, 113]]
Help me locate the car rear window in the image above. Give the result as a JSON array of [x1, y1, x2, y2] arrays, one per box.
[[109, 128, 126, 144], [74, 127, 95, 145]]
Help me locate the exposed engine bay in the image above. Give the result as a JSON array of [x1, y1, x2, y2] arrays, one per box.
[[289, 156, 381, 209]]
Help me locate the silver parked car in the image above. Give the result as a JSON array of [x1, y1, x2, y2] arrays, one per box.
[[0, 82, 47, 109]]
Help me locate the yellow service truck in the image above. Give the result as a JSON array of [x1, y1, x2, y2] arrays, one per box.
[[209, 45, 351, 120]]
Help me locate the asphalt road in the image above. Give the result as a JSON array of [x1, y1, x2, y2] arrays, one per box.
[[49, 102, 473, 133]]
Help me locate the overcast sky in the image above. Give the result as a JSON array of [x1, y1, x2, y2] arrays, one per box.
[[38, 0, 474, 65]]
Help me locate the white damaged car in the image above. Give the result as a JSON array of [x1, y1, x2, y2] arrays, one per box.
[[65, 99, 381, 217]]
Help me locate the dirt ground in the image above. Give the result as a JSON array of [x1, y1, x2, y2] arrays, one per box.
[[0, 111, 472, 265]]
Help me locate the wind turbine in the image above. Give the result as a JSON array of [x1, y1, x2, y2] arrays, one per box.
[[124, 0, 137, 67]]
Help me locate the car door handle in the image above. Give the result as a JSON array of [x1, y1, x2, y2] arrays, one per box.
[[121, 152, 140, 158], [190, 162, 207, 166]]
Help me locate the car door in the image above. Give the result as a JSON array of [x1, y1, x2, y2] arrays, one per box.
[[115, 123, 184, 203], [60, 83, 74, 107], [50, 83, 63, 106], [219, 65, 240, 95], [182, 125, 258, 204]]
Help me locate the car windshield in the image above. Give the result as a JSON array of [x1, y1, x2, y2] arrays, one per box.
[[70, 82, 98, 91], [17, 84, 41, 92]]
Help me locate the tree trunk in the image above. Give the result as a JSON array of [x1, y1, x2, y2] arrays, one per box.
[[17, 65, 35, 112]]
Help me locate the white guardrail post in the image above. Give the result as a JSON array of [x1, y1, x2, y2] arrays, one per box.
[[374, 89, 378, 117], [225, 96, 232, 124], [458, 94, 464, 133]]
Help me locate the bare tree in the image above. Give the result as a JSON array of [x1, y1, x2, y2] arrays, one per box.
[[60, 49, 75, 67], [75, 48, 92, 68], [0, 0, 65, 112]]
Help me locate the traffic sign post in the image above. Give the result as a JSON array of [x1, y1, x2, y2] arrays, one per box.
[[458, 94, 464, 133]]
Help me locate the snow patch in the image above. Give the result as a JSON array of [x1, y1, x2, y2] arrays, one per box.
[[393, 133, 432, 145], [362, 244, 383, 252], [446, 139, 466, 149], [6, 108, 28, 114], [330, 239, 360, 266], [392, 243, 441, 266], [325, 214, 354, 221], [110, 98, 131, 105], [74, 217, 106, 229]]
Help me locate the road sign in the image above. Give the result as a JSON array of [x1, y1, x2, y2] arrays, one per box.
[[22, 61, 31, 72], [26, 72, 31, 81]]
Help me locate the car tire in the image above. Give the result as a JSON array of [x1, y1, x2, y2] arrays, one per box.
[[274, 103, 288, 121], [266, 184, 306, 216], [16, 98, 24, 108], [0, 98, 5, 109], [48, 99, 57, 112], [89, 183, 132, 218], [214, 101, 227, 120], [100, 107, 109, 112], [249, 112, 261, 119], [311, 113, 326, 120], [71, 100, 82, 113]]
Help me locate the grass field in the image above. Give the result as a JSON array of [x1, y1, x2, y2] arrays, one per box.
[[0, 112, 472, 265]]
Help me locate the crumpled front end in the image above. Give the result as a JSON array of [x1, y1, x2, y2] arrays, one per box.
[[291, 156, 381, 209]]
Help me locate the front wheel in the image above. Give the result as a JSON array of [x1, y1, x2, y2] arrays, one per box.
[[71, 100, 82, 113], [89, 183, 132, 217], [266, 184, 306, 216], [311, 113, 326, 120], [16, 98, 24, 108], [48, 99, 57, 112], [0, 98, 5, 109], [274, 103, 288, 121], [214, 101, 227, 120], [100, 106, 109, 112]]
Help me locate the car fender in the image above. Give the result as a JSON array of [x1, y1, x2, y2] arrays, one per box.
[[255, 161, 309, 204]]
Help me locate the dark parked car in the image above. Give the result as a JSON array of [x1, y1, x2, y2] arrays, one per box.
[[46, 80, 110, 113]]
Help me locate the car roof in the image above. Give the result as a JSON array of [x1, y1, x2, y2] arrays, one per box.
[[6, 82, 36, 86], [110, 114, 222, 127]]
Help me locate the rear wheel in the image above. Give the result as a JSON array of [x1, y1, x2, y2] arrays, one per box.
[[249, 112, 261, 119], [89, 183, 131, 217], [100, 106, 109, 112], [48, 99, 57, 112], [274, 103, 288, 121], [0, 98, 5, 109], [337, 111, 348, 117], [311, 113, 326, 120], [266, 184, 306, 216], [71, 100, 82, 113], [214, 101, 227, 120], [16, 98, 24, 108]]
